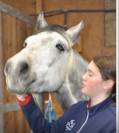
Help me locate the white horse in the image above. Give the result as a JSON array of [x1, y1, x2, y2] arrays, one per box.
[[4, 13, 88, 110]]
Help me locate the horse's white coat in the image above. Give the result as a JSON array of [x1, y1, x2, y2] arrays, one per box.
[[4, 13, 88, 110]]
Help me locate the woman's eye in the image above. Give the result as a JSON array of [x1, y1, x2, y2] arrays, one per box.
[[56, 44, 64, 52], [89, 74, 92, 77], [88, 73, 93, 77]]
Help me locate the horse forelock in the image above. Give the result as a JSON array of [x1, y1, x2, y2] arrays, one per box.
[[35, 25, 73, 49]]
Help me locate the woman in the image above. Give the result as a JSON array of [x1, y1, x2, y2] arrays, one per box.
[[17, 55, 116, 133]]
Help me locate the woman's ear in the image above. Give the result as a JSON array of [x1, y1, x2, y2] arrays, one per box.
[[103, 79, 115, 90]]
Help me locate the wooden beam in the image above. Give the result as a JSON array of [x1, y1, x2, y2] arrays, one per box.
[[0, 102, 20, 113], [0, 1, 34, 25], [0, 12, 4, 133]]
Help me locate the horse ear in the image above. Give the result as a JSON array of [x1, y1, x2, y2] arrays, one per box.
[[66, 20, 84, 44], [35, 12, 48, 32]]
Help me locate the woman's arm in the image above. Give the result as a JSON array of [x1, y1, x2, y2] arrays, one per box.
[[17, 95, 65, 133], [17, 95, 52, 133]]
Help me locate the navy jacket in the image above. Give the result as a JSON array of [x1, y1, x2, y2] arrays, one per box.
[[21, 96, 116, 133]]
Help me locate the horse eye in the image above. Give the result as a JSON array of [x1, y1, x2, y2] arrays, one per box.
[[23, 42, 27, 47], [56, 44, 64, 52]]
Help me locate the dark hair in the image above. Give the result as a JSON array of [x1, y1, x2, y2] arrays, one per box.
[[93, 55, 116, 102]]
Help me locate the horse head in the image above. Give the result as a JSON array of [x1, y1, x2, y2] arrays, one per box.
[[4, 13, 88, 109]]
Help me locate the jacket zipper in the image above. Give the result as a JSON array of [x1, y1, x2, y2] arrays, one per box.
[[76, 110, 89, 133]]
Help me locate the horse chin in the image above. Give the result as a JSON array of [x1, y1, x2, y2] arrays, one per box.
[[7, 84, 26, 95], [28, 81, 61, 94], [9, 88, 26, 95], [6, 76, 36, 95]]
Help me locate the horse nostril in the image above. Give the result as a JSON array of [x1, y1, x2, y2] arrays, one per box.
[[19, 62, 29, 74]]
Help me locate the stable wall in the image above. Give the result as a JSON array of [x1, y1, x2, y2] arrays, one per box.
[[0, 0, 116, 132]]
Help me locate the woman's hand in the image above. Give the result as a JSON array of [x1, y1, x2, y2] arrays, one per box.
[[16, 94, 29, 101], [16, 94, 32, 106]]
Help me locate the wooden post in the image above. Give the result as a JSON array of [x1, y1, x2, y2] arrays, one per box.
[[104, 0, 116, 46], [36, 0, 43, 14], [0, 11, 4, 133]]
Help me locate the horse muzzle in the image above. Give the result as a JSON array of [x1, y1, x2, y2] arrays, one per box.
[[4, 58, 34, 94]]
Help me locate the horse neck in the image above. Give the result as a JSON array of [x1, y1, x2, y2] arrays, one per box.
[[56, 51, 88, 110], [56, 79, 78, 110]]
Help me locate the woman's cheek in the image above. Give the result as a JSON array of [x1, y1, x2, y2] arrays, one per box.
[[82, 80, 97, 95]]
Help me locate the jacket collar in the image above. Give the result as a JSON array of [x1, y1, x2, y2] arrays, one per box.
[[86, 96, 113, 116]]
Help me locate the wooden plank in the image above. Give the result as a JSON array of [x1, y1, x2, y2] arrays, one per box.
[[26, 23, 34, 37], [4, 110, 31, 133], [2, 13, 19, 103], [0, 1, 34, 25], [0, 2, 34, 132], [105, 0, 116, 46], [2, 13, 31, 133], [16, 19, 27, 51], [0, 13, 4, 101], [36, 0, 43, 14], [11, 15, 18, 55], [0, 11, 4, 133]]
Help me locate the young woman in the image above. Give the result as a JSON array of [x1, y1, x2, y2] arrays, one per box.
[[17, 55, 116, 133]]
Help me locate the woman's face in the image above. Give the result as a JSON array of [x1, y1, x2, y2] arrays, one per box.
[[82, 61, 105, 98]]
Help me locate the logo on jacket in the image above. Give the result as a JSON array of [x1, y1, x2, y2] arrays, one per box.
[[65, 120, 76, 131]]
